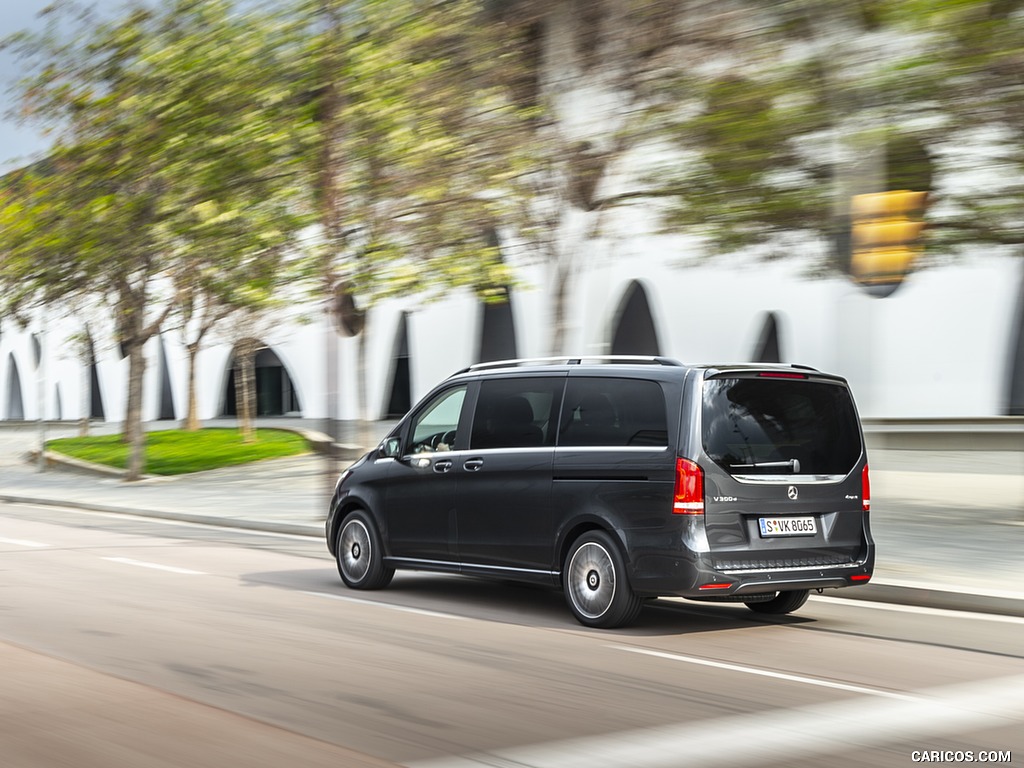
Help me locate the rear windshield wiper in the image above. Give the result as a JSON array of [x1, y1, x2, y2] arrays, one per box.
[[729, 459, 801, 473]]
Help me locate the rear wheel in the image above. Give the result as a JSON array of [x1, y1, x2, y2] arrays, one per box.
[[563, 531, 643, 628], [745, 589, 809, 615], [336, 510, 394, 590]]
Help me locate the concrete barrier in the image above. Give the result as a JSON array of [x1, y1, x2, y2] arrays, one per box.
[[863, 417, 1024, 451]]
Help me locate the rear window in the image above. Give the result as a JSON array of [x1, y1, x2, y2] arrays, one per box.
[[702, 377, 861, 476]]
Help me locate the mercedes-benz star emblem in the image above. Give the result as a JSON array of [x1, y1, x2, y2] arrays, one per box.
[[788, 486, 799, 500]]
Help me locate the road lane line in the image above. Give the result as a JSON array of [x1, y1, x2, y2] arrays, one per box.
[[101, 557, 205, 575], [0, 536, 48, 548], [405, 673, 1024, 768], [610, 645, 918, 700], [303, 590, 467, 620]]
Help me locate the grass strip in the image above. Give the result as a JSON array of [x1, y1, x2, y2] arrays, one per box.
[[47, 428, 309, 475]]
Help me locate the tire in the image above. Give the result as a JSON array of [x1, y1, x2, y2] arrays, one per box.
[[745, 589, 809, 615], [335, 510, 394, 590], [563, 530, 643, 628]]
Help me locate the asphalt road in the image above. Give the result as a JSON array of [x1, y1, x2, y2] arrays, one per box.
[[2, 500, 1021, 768]]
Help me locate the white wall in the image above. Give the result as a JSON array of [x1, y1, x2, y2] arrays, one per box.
[[1, 249, 1021, 424]]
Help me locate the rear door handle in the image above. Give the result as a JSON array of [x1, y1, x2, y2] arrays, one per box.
[[464, 458, 484, 471], [433, 459, 453, 473]]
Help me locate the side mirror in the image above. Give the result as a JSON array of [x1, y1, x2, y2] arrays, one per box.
[[379, 437, 402, 458]]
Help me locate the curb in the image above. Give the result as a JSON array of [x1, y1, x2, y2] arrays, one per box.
[[282, 427, 365, 461], [29, 449, 160, 481], [832, 582, 1024, 619], [0, 494, 322, 539]]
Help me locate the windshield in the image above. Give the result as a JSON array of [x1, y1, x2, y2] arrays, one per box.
[[702, 376, 862, 476]]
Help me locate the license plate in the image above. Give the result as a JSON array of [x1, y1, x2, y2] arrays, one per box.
[[758, 516, 817, 537]]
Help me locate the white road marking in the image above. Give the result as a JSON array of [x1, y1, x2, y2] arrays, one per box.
[[610, 645, 917, 700], [405, 673, 1024, 768], [101, 557, 205, 575], [0, 536, 48, 548], [811, 594, 1024, 624], [303, 590, 466, 620]]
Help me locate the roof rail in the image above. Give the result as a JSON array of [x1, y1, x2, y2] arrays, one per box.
[[454, 355, 684, 375]]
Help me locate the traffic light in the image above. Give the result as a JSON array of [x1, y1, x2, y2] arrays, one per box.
[[849, 190, 927, 294]]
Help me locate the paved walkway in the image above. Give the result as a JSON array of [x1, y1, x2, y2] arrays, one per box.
[[2, 420, 1023, 616]]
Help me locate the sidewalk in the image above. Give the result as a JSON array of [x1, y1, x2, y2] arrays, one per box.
[[2, 421, 1023, 617]]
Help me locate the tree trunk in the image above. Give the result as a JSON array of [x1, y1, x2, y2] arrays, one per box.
[[79, 364, 90, 438], [548, 255, 572, 357], [244, 351, 257, 442], [234, 340, 258, 443], [357, 316, 372, 449], [124, 344, 147, 481], [235, 353, 250, 443], [183, 342, 201, 431]]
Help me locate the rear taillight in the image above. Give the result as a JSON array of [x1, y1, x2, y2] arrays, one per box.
[[756, 371, 808, 379], [673, 458, 704, 514], [862, 464, 871, 512]]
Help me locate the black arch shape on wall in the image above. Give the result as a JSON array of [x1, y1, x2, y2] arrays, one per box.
[[221, 343, 302, 417], [157, 335, 176, 420], [477, 290, 518, 364], [1006, 269, 1024, 415], [610, 281, 661, 356], [476, 227, 519, 364], [5, 354, 25, 420], [752, 312, 784, 363], [385, 312, 412, 419], [90, 352, 106, 420]]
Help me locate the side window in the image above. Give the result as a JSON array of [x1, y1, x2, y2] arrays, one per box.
[[470, 377, 563, 449], [409, 385, 467, 453], [559, 377, 668, 447]]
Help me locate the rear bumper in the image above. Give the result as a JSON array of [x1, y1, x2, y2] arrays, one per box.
[[624, 512, 874, 598], [628, 548, 875, 598]]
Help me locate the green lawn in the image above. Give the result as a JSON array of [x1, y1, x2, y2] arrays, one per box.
[[46, 428, 309, 475]]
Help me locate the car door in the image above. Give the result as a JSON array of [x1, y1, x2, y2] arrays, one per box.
[[455, 375, 565, 577], [552, 374, 676, 550], [383, 383, 470, 566]]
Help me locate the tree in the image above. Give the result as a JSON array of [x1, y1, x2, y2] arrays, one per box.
[[295, 0, 534, 442], [642, 1, 1024, 270], [486, 0, 742, 354], [1, 0, 308, 476], [154, 0, 310, 433], [127, 0, 309, 433], [219, 305, 285, 443], [885, 0, 1024, 254]]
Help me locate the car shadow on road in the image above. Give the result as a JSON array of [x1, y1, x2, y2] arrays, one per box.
[[239, 568, 816, 637]]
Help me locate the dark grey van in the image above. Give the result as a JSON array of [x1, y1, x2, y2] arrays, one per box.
[[326, 357, 874, 628]]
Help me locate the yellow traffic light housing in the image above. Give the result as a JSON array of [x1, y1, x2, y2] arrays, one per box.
[[850, 190, 927, 292]]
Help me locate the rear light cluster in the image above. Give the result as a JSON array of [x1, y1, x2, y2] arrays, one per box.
[[862, 465, 871, 512], [756, 371, 808, 380], [673, 458, 704, 514]]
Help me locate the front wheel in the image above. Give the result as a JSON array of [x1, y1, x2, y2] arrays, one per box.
[[745, 589, 809, 615], [336, 510, 394, 590], [563, 531, 642, 628]]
